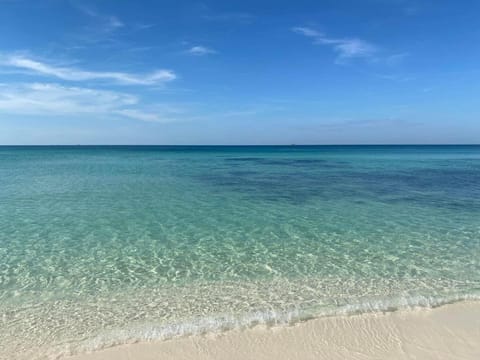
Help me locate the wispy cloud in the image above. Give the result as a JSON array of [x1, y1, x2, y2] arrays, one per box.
[[374, 73, 413, 82], [0, 82, 282, 125], [314, 118, 419, 130], [0, 83, 135, 114], [292, 27, 323, 38], [105, 16, 124, 31], [384, 52, 409, 66], [187, 46, 216, 56], [292, 26, 378, 62], [115, 109, 168, 122], [74, 3, 124, 34], [132, 23, 156, 31], [1, 55, 176, 85], [0, 83, 175, 123], [66, 2, 129, 47]]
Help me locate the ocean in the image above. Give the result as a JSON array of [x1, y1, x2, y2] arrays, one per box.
[[0, 145, 479, 359]]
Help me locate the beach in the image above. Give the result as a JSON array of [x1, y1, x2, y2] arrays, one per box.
[[68, 301, 480, 360], [3, 0, 480, 358]]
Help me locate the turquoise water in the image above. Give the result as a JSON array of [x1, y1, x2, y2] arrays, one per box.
[[1, 145, 479, 359]]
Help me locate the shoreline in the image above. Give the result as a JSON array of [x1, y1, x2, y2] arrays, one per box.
[[66, 300, 480, 360]]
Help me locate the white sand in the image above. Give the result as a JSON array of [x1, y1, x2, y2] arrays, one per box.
[[67, 301, 480, 360]]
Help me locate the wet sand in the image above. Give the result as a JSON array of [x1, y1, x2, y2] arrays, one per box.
[[67, 301, 480, 360]]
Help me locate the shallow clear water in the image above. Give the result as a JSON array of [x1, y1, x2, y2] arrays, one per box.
[[0, 145, 479, 359]]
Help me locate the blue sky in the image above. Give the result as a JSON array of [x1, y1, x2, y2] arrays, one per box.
[[0, 0, 479, 144]]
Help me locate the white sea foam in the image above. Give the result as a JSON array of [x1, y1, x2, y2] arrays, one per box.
[[51, 292, 480, 359]]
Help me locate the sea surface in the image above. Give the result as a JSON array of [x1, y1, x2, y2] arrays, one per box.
[[0, 145, 479, 359]]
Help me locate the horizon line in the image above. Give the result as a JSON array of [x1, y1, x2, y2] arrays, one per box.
[[1, 144, 479, 147]]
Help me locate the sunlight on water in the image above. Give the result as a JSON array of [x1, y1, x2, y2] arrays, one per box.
[[0, 146, 479, 359]]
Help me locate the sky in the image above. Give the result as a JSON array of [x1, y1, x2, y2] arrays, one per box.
[[0, 0, 479, 145]]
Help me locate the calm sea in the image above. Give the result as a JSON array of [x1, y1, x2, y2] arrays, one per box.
[[0, 145, 479, 358]]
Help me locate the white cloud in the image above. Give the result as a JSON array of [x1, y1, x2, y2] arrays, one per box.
[[114, 109, 171, 123], [292, 26, 377, 61], [1, 55, 176, 85], [0, 83, 172, 123], [99, 15, 124, 34], [187, 46, 216, 56], [292, 27, 324, 38]]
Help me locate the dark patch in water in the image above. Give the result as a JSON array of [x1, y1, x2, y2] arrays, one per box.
[[225, 157, 264, 162], [229, 170, 258, 177], [224, 157, 348, 169], [196, 161, 480, 209], [196, 170, 348, 205], [346, 167, 480, 210]]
